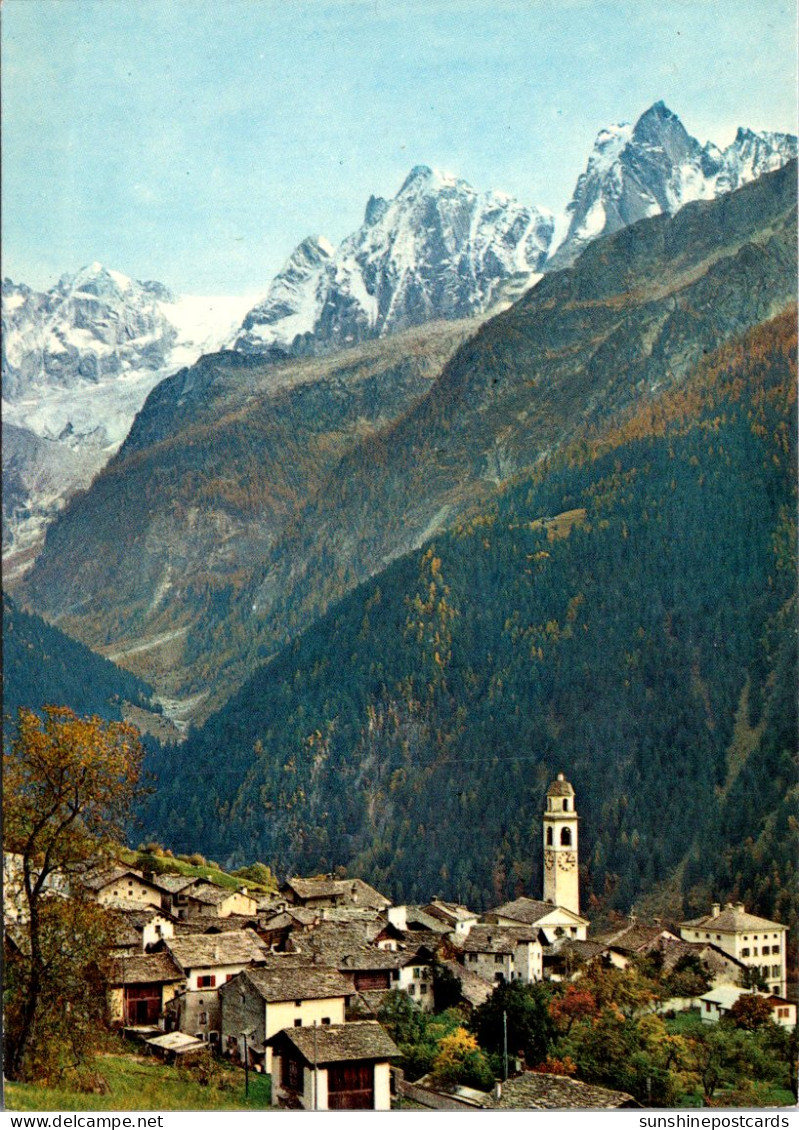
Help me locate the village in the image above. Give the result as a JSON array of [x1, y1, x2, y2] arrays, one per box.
[[4, 774, 795, 1111]]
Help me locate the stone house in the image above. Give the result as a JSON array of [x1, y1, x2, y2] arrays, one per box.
[[106, 906, 177, 955], [159, 928, 268, 1046], [280, 876, 391, 912], [219, 964, 353, 1071], [337, 946, 436, 1011], [421, 900, 479, 938], [107, 951, 184, 1027], [81, 867, 164, 911], [181, 883, 258, 919], [163, 928, 267, 991], [458, 925, 545, 985], [267, 1020, 398, 1110]]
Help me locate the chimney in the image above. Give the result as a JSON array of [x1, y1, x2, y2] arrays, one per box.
[[712, 903, 720, 917], [557, 773, 565, 781]]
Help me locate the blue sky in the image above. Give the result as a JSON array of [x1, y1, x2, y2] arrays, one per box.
[[2, 0, 797, 295]]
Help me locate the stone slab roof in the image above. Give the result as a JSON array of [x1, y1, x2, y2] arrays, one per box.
[[594, 923, 678, 953], [338, 948, 420, 971], [484, 1071, 638, 1110], [488, 897, 585, 926], [108, 952, 184, 985], [269, 1020, 399, 1065], [402, 908, 450, 933], [681, 905, 787, 933], [146, 1031, 206, 1053], [236, 965, 352, 1003], [165, 928, 266, 970], [543, 938, 607, 961], [423, 900, 476, 924], [459, 926, 541, 954], [441, 961, 494, 1008], [82, 867, 151, 891], [282, 877, 390, 910], [152, 874, 200, 894]]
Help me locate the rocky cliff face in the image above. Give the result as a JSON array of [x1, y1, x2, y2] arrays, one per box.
[[1, 264, 252, 574], [547, 102, 797, 268], [234, 166, 554, 356]]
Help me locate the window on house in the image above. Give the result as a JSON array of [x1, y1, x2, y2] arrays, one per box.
[[295, 999, 303, 1007], [705, 1002, 712, 1012], [560, 828, 572, 846], [414, 968, 421, 979], [741, 948, 750, 957], [199, 1012, 208, 1025], [392, 970, 400, 981], [762, 946, 770, 955], [753, 948, 759, 956], [226, 974, 234, 981], [772, 946, 780, 955], [420, 984, 428, 994], [294, 1019, 302, 1027], [546, 828, 553, 846], [197, 975, 216, 988], [495, 955, 503, 964], [563, 799, 569, 811], [408, 985, 415, 995], [322, 1018, 331, 1025], [772, 965, 781, 978], [570, 928, 577, 936]]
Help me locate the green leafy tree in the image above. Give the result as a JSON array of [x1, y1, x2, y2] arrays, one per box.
[[472, 981, 556, 1068], [432, 961, 463, 1013], [3, 707, 146, 1081], [728, 993, 774, 1031], [684, 1025, 748, 1102], [430, 1027, 494, 1091]]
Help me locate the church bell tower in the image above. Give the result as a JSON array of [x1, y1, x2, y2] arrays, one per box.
[[543, 773, 579, 914]]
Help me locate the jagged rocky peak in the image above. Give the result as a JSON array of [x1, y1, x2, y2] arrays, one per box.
[[547, 102, 798, 269], [235, 165, 554, 357]]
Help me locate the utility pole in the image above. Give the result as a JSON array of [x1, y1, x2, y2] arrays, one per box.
[[313, 1020, 318, 1111], [503, 1010, 508, 1081], [241, 1028, 255, 1100], [242, 1031, 249, 1098]]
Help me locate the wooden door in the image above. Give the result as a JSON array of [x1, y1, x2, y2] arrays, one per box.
[[327, 1062, 374, 1109]]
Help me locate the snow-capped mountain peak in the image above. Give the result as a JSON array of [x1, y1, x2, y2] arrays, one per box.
[[547, 102, 797, 269], [235, 166, 555, 356], [2, 265, 254, 571]]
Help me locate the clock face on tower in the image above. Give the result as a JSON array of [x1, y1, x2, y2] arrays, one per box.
[[557, 851, 577, 871], [544, 850, 555, 871]]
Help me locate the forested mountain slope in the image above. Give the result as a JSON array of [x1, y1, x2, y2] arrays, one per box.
[[17, 163, 797, 725], [182, 160, 798, 707], [140, 309, 797, 936], [17, 319, 478, 716], [2, 592, 154, 724]]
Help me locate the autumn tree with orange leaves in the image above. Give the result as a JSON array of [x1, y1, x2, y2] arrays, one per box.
[[3, 707, 146, 1081]]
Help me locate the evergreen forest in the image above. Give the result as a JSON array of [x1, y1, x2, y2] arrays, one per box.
[[139, 309, 797, 941]]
